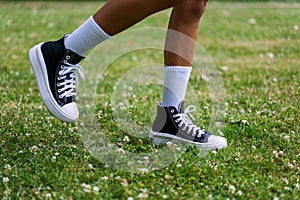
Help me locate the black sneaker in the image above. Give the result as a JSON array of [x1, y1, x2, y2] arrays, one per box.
[[150, 102, 227, 150], [28, 35, 85, 122]]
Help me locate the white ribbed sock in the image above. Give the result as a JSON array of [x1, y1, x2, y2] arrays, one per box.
[[161, 66, 192, 108], [65, 16, 112, 56]]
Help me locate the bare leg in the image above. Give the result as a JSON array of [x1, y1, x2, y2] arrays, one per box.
[[93, 0, 181, 36], [165, 0, 208, 66]]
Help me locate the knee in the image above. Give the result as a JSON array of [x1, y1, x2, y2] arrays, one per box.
[[184, 0, 208, 19]]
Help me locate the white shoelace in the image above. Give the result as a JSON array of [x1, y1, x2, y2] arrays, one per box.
[[57, 60, 84, 99], [173, 105, 206, 138]]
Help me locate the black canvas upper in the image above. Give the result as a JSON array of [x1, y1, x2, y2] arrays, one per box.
[[152, 102, 210, 143], [40, 36, 84, 107]]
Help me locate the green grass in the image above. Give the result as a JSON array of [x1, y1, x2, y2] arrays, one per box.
[[1, 1, 300, 199]]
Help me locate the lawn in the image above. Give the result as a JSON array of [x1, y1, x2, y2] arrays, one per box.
[[0, 1, 300, 199]]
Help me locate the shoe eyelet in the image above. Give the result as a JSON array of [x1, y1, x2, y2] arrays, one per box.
[[173, 115, 176, 118], [63, 60, 68, 64], [170, 109, 174, 113], [58, 89, 61, 93], [66, 55, 71, 60], [59, 95, 63, 98], [57, 83, 60, 87], [175, 119, 179, 123]]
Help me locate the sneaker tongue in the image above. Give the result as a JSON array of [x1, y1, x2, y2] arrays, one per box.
[[177, 101, 184, 113]]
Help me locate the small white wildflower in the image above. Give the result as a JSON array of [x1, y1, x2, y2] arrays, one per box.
[[251, 145, 256, 149], [283, 135, 290, 140], [288, 163, 294, 168], [241, 120, 248, 125], [93, 186, 100, 192], [282, 178, 289, 185], [123, 136, 130, 143], [88, 164, 94, 169], [31, 146, 39, 152], [176, 163, 182, 168], [272, 78, 278, 83], [4, 164, 12, 170], [45, 193, 52, 199], [127, 197, 134, 200], [2, 177, 9, 183], [255, 180, 259, 184], [248, 18, 256, 24], [279, 151, 284, 155], [137, 192, 148, 199], [237, 190, 243, 196], [273, 197, 279, 200], [52, 156, 57, 160], [294, 25, 299, 31], [166, 141, 172, 147], [220, 66, 229, 71], [54, 152, 60, 156], [101, 176, 108, 181], [267, 52, 274, 59], [229, 185, 236, 193], [116, 148, 125, 154], [211, 150, 217, 155], [259, 53, 264, 58], [162, 195, 168, 199], [295, 183, 299, 189], [284, 186, 291, 191]]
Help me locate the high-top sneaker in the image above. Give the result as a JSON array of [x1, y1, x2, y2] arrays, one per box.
[[29, 36, 85, 122], [150, 102, 227, 150]]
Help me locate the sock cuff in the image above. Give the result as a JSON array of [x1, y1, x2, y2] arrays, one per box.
[[89, 16, 112, 40], [164, 66, 192, 73]]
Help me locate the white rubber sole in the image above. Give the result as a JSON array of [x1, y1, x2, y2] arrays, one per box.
[[28, 43, 78, 122], [150, 130, 227, 150]]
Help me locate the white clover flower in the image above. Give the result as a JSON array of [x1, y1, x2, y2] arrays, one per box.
[[45, 193, 52, 199], [267, 52, 274, 59], [123, 136, 130, 143], [137, 192, 148, 199], [211, 150, 217, 155], [93, 186, 100, 192], [241, 120, 249, 125], [2, 177, 9, 183], [237, 190, 243, 196], [259, 53, 264, 58], [88, 164, 94, 169], [116, 148, 125, 154], [4, 164, 12, 170], [229, 185, 236, 193], [248, 18, 256, 24]]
